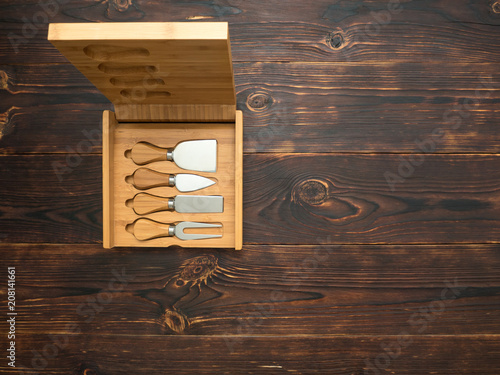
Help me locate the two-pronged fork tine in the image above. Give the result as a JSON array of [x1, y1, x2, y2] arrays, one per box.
[[174, 221, 222, 240], [126, 218, 222, 241]]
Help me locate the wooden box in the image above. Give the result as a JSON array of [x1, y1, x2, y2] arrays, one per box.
[[48, 22, 242, 249]]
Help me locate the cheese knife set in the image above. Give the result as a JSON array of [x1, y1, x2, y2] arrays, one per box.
[[48, 22, 243, 249], [124, 140, 224, 242]]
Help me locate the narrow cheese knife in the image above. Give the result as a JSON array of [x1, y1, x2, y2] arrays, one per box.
[[126, 140, 217, 172], [126, 193, 224, 215], [125, 168, 215, 192]]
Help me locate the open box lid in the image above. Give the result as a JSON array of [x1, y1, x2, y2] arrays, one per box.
[[48, 22, 236, 122]]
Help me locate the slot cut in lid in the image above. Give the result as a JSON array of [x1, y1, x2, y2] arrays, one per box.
[[48, 22, 236, 122]]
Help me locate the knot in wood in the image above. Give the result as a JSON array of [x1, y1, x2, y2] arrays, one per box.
[[246, 92, 273, 112], [74, 363, 101, 375], [0, 71, 8, 90], [163, 309, 188, 334], [111, 0, 132, 11], [178, 255, 217, 284], [326, 32, 344, 49], [493, 1, 500, 13], [294, 179, 329, 205], [0, 107, 16, 139]]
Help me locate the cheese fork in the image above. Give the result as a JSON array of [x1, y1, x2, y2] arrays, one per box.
[[126, 218, 222, 241]]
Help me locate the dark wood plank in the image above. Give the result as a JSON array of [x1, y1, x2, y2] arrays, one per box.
[[1, 154, 499, 244], [1, 1, 498, 374], [0, 64, 110, 153], [0, 155, 101, 243], [1, 0, 499, 63], [240, 62, 500, 152], [0, 64, 108, 109], [1, 63, 498, 153], [243, 153, 500, 244], [0, 106, 109, 154], [4, 243, 500, 336], [2, 0, 498, 26], [7, 334, 500, 374]]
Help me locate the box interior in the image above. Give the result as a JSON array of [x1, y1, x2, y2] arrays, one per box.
[[103, 111, 242, 248]]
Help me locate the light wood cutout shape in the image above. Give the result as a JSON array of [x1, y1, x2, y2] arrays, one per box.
[[48, 22, 236, 122]]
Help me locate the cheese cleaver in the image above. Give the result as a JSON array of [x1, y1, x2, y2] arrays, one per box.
[[127, 140, 217, 172], [126, 193, 224, 215]]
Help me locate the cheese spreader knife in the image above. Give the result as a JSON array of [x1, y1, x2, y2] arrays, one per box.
[[125, 168, 215, 192], [126, 193, 224, 215], [126, 140, 217, 172]]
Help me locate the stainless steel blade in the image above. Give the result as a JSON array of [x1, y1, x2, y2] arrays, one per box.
[[174, 174, 215, 192], [172, 140, 217, 172], [174, 195, 224, 213], [174, 222, 222, 240]]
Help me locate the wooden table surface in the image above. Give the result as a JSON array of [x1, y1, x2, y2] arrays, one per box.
[[1, 1, 499, 374]]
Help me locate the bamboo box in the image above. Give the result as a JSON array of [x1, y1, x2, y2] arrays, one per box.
[[48, 22, 243, 249]]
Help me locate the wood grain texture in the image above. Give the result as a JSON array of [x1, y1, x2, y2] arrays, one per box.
[[4, 334, 500, 374], [2, 0, 498, 25], [102, 110, 114, 248], [0, 64, 110, 153], [1, 154, 499, 244], [108, 121, 237, 248], [243, 154, 500, 244], [114, 104, 236, 122], [3, 244, 500, 336], [0, 106, 110, 154], [234, 110, 243, 249], [48, 22, 236, 114], [0, 155, 102, 243], [238, 62, 500, 153], [1, 63, 499, 153], [3, 22, 498, 63], [1, 0, 499, 373], [1, 0, 500, 63]]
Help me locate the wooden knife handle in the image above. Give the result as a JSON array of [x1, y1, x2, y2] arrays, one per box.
[[126, 193, 172, 215], [126, 218, 173, 241], [125, 168, 175, 190], [126, 142, 169, 165]]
